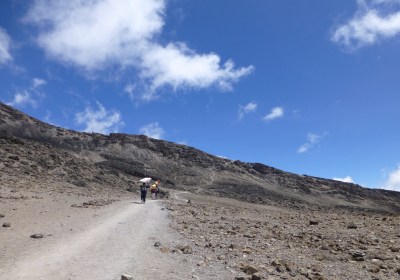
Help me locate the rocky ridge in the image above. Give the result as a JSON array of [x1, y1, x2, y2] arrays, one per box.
[[1, 102, 399, 213]]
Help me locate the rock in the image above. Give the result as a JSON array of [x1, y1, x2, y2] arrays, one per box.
[[160, 247, 171, 253], [241, 264, 259, 275], [30, 233, 44, 239], [235, 276, 247, 280], [347, 222, 357, 229], [243, 248, 252, 254], [3, 222, 11, 227], [121, 274, 133, 280], [177, 245, 193, 254], [154, 241, 161, 247], [351, 251, 365, 261], [8, 155, 20, 161], [251, 273, 262, 280], [309, 220, 319, 225], [0, 214, 5, 218], [390, 247, 399, 252]]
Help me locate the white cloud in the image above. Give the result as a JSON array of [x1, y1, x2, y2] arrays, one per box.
[[6, 78, 47, 108], [124, 83, 136, 100], [32, 78, 46, 88], [333, 176, 354, 183], [298, 132, 327, 154], [238, 102, 257, 120], [75, 102, 123, 134], [383, 165, 400, 191], [263, 107, 284, 121], [332, 0, 400, 48], [7, 90, 37, 108], [139, 122, 165, 139], [25, 0, 253, 99], [0, 27, 12, 64]]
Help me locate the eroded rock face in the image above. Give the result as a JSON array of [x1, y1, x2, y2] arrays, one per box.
[[1, 102, 400, 213]]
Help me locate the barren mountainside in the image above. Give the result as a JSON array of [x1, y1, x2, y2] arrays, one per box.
[[1, 102, 399, 213]]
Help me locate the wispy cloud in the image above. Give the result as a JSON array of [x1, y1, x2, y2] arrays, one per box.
[[0, 27, 12, 64], [7, 78, 47, 108], [32, 78, 46, 88], [298, 132, 327, 154], [383, 165, 400, 191], [25, 0, 253, 99], [263, 107, 284, 121], [7, 90, 37, 108], [139, 122, 165, 139], [332, 0, 400, 49], [124, 83, 136, 100], [75, 102, 124, 134], [238, 102, 257, 120], [333, 176, 354, 183]]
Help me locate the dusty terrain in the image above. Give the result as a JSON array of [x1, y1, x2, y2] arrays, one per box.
[[0, 185, 233, 279], [168, 192, 400, 280]]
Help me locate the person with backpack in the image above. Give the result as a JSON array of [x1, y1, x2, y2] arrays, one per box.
[[150, 182, 157, 199], [140, 182, 149, 204]]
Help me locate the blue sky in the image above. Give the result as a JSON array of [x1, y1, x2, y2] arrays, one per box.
[[0, 0, 399, 191]]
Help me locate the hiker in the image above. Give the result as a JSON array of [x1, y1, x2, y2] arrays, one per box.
[[150, 182, 157, 199], [140, 182, 149, 204], [155, 179, 160, 198]]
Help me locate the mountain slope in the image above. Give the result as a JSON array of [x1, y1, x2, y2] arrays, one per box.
[[1, 102, 399, 212]]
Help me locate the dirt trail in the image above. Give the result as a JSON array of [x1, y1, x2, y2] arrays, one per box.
[[1, 196, 193, 280]]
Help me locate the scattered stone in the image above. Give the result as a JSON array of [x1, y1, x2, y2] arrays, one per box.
[[251, 273, 262, 280], [177, 245, 193, 254], [241, 264, 259, 275], [30, 233, 44, 239], [2, 222, 11, 227], [160, 247, 171, 253], [351, 251, 365, 261], [390, 247, 399, 252], [243, 248, 252, 254], [8, 155, 20, 161], [154, 241, 161, 247], [309, 220, 319, 225], [347, 222, 358, 229], [0, 214, 5, 218], [121, 274, 133, 280]]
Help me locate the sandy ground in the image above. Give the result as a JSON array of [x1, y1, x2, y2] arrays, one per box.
[[0, 188, 208, 280]]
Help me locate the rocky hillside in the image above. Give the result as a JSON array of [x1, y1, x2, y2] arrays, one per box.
[[1, 102, 399, 212]]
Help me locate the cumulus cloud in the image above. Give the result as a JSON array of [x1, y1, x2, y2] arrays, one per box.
[[298, 132, 327, 154], [383, 165, 400, 191], [75, 102, 123, 134], [333, 176, 354, 183], [238, 102, 257, 120], [332, 0, 400, 49], [7, 78, 47, 108], [0, 27, 12, 64], [139, 122, 165, 139], [263, 107, 284, 121], [25, 0, 253, 98]]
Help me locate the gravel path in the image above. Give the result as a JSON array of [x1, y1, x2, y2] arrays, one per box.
[[1, 193, 196, 280]]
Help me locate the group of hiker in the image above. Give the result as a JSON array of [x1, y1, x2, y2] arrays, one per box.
[[139, 179, 160, 204]]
